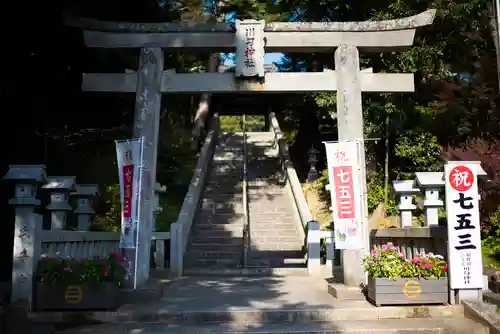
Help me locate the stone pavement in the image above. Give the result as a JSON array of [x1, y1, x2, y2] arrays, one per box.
[[53, 276, 487, 333]]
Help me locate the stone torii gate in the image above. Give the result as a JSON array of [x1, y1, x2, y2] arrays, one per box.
[[64, 9, 436, 288]]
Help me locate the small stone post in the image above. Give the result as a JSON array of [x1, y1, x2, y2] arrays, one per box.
[[72, 184, 99, 231], [3, 165, 46, 309], [42, 176, 76, 230], [152, 183, 166, 268], [392, 180, 420, 228], [414, 172, 444, 227]]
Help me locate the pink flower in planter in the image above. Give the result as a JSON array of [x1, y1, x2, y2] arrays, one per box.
[[419, 264, 425, 269], [425, 263, 432, 269], [442, 265, 448, 271], [413, 257, 420, 263]]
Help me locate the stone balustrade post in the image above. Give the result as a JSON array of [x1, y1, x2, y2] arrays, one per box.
[[392, 180, 420, 228], [3, 164, 46, 309], [42, 176, 76, 230], [152, 182, 166, 232], [307, 220, 322, 276], [72, 184, 99, 231], [414, 172, 444, 227]]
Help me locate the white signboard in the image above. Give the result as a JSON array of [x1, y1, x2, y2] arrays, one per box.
[[324, 141, 364, 249], [235, 19, 265, 78], [444, 162, 483, 289]]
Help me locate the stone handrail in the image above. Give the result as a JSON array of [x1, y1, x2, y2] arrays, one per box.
[[268, 112, 324, 276], [170, 114, 220, 277], [269, 112, 313, 235]]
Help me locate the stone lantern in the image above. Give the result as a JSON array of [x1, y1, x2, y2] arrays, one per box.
[[307, 147, 320, 182], [392, 180, 420, 228], [414, 172, 444, 227]]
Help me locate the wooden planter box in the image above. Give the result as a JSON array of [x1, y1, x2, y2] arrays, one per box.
[[367, 276, 448, 306], [35, 282, 120, 311]]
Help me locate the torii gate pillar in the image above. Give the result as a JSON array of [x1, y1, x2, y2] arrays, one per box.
[[335, 45, 369, 286], [127, 48, 164, 288]]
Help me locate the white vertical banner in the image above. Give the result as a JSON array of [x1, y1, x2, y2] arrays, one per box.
[[444, 161, 483, 289], [324, 141, 364, 249], [116, 137, 144, 289]]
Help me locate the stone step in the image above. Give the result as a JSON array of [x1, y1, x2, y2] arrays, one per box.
[[247, 201, 292, 207], [248, 210, 292, 215], [191, 228, 242, 236], [204, 184, 243, 190], [250, 236, 302, 243], [196, 216, 244, 224], [248, 250, 305, 258], [185, 248, 241, 257], [202, 194, 244, 201], [251, 244, 303, 251], [184, 258, 241, 268], [247, 258, 306, 267], [194, 219, 243, 226], [192, 224, 244, 232], [196, 212, 244, 219], [58, 318, 488, 333], [250, 229, 300, 237], [198, 208, 246, 216], [190, 237, 242, 245], [183, 267, 308, 277], [249, 222, 298, 229], [187, 244, 242, 252], [248, 210, 294, 215]]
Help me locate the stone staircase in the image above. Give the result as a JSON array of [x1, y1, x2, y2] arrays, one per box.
[[183, 133, 245, 273], [184, 131, 306, 276], [245, 132, 306, 273]]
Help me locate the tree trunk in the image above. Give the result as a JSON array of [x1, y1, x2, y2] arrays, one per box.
[[192, 53, 219, 138]]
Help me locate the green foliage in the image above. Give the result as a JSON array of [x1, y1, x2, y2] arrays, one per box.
[[311, 169, 330, 205], [366, 174, 397, 216], [482, 206, 500, 268], [394, 132, 442, 177], [93, 184, 121, 232], [220, 115, 266, 132], [35, 252, 125, 286], [363, 243, 448, 279]]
